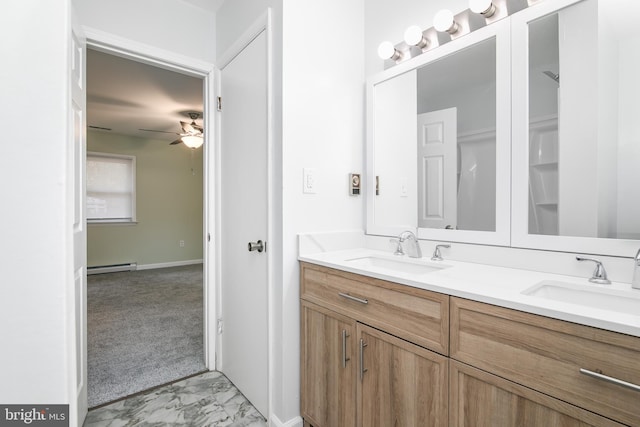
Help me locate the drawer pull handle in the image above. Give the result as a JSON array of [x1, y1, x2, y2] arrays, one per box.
[[359, 339, 368, 381], [338, 292, 368, 305], [341, 329, 350, 368], [579, 368, 640, 392]]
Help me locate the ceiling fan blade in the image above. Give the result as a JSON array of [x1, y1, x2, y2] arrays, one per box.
[[180, 121, 196, 134], [170, 139, 183, 145], [139, 128, 180, 135], [180, 121, 204, 135]]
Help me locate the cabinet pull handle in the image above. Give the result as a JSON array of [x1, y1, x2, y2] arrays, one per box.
[[359, 338, 368, 381], [338, 292, 368, 305], [341, 330, 350, 368], [579, 368, 640, 392]]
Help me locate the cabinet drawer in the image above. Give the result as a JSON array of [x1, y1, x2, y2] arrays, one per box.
[[450, 360, 625, 427], [300, 262, 448, 355], [451, 297, 640, 426]]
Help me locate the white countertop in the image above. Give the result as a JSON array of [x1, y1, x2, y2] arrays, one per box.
[[299, 248, 640, 338]]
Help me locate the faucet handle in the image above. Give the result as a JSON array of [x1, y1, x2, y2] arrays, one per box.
[[576, 256, 610, 284], [390, 238, 404, 256], [431, 244, 451, 261], [633, 249, 640, 290]]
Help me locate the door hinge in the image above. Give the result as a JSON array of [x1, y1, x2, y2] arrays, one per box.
[[217, 318, 223, 334], [207, 233, 211, 242], [217, 96, 222, 111]]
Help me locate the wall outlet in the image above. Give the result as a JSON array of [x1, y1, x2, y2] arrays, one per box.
[[179, 240, 185, 247]]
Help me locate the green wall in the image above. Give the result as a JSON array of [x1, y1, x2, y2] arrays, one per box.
[[87, 131, 204, 267]]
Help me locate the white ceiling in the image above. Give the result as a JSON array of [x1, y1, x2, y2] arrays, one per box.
[[180, 0, 225, 13], [87, 49, 204, 142]]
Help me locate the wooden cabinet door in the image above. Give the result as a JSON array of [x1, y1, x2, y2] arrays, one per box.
[[357, 323, 448, 427], [301, 301, 356, 427], [450, 361, 625, 427]]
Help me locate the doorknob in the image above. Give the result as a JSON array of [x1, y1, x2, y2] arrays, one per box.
[[248, 240, 266, 253]]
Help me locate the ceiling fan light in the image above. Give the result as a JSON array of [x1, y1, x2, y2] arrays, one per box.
[[182, 135, 203, 149]]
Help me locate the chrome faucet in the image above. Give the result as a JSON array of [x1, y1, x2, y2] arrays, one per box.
[[632, 249, 640, 290], [431, 244, 450, 261], [397, 231, 422, 258], [576, 256, 610, 284]]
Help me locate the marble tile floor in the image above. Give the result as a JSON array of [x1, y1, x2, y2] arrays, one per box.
[[84, 371, 267, 427]]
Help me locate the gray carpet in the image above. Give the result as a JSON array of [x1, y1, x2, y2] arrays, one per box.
[[87, 264, 206, 408]]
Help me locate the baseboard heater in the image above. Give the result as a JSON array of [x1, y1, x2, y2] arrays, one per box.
[[87, 262, 137, 275]]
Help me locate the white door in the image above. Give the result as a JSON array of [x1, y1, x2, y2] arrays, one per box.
[[219, 29, 269, 417], [70, 9, 88, 426], [417, 108, 458, 229]]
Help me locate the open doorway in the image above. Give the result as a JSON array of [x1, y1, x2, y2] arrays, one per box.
[[85, 48, 206, 407]]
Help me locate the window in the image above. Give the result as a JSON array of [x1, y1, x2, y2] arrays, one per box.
[[87, 152, 136, 223]]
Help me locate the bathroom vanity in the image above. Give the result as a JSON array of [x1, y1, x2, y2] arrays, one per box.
[[299, 257, 640, 426], [300, 0, 640, 424]]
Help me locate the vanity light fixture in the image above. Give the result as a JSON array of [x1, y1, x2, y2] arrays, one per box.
[[404, 25, 429, 49], [433, 9, 459, 34], [469, 0, 497, 18], [377, 41, 403, 61]]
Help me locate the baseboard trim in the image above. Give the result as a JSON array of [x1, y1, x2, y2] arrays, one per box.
[[87, 262, 137, 275], [137, 259, 203, 271], [270, 414, 303, 427]]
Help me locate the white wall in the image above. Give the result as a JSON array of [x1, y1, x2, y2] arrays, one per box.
[[281, 0, 365, 421], [74, 0, 216, 63], [0, 1, 71, 404]]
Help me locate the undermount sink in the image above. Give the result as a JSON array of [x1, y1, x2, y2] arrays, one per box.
[[345, 256, 448, 275], [523, 280, 640, 315]]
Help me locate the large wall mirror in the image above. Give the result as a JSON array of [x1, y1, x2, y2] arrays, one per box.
[[512, 0, 640, 256], [368, 0, 640, 257], [366, 21, 511, 245]]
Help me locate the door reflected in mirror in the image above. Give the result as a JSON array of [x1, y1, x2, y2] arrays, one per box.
[[417, 38, 496, 232], [527, 0, 640, 240]]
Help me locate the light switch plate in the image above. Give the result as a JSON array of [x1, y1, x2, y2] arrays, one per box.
[[303, 168, 317, 194], [400, 176, 408, 197]]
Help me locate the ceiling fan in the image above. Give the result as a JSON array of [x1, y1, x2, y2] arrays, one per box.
[[139, 112, 204, 148]]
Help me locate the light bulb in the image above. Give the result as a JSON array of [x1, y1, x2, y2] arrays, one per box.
[[377, 41, 402, 61], [404, 25, 428, 49], [182, 135, 203, 149], [469, 0, 497, 17], [433, 9, 459, 34]]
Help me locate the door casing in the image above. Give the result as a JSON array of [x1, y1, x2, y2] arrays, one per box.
[[73, 27, 217, 420]]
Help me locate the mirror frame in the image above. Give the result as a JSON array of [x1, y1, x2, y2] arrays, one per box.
[[511, 0, 640, 257], [366, 19, 512, 246]]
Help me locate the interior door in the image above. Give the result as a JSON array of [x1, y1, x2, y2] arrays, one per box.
[[70, 9, 88, 426], [219, 29, 269, 417], [417, 108, 458, 230]]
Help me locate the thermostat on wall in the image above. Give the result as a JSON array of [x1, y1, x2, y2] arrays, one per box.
[[350, 173, 361, 196]]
